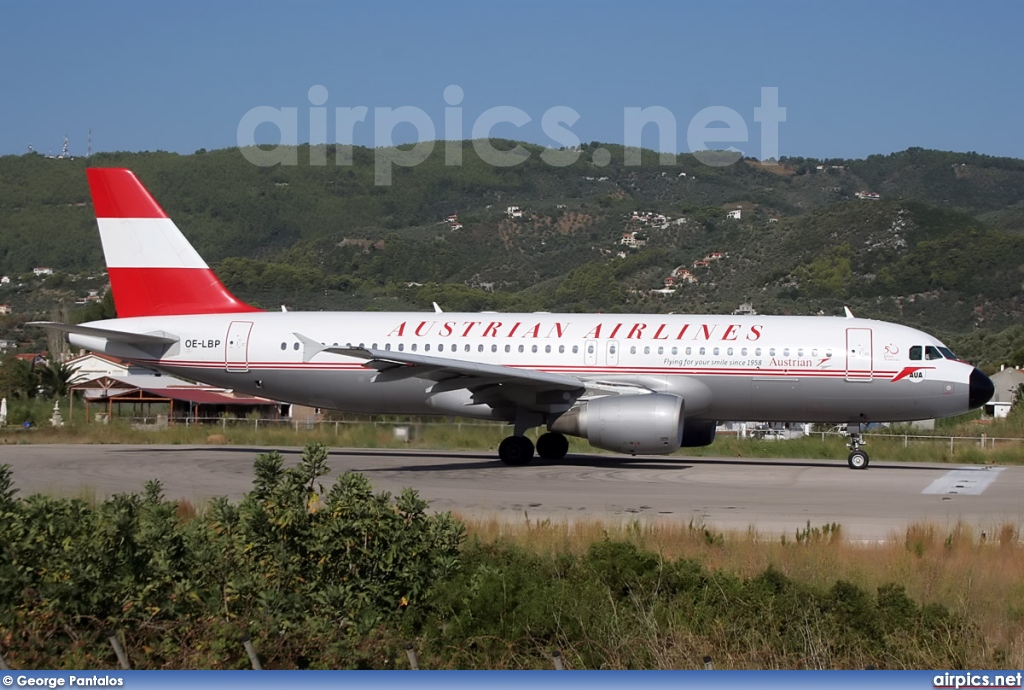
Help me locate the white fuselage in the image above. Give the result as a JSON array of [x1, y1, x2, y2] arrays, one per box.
[[72, 311, 978, 424]]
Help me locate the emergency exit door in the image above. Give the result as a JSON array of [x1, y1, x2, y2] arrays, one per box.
[[226, 321, 254, 373]]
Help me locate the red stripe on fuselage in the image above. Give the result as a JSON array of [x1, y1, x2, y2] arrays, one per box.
[[87, 168, 168, 219], [107, 267, 261, 317]]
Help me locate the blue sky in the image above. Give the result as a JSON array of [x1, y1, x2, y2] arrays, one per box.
[[1, 0, 1021, 160]]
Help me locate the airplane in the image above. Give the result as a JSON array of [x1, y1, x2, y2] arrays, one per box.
[[35, 168, 994, 470]]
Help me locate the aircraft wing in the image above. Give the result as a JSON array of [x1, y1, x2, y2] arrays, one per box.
[[328, 344, 585, 390], [29, 322, 179, 347]]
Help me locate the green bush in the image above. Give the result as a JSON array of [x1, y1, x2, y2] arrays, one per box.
[[0, 446, 986, 669]]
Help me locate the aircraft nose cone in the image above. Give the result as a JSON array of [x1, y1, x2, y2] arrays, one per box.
[[969, 367, 995, 410]]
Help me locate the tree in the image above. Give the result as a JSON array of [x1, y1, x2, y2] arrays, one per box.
[[0, 357, 36, 399], [37, 360, 74, 398]]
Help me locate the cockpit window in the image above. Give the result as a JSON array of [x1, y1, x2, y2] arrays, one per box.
[[909, 345, 922, 361], [938, 347, 958, 360], [925, 345, 943, 360]]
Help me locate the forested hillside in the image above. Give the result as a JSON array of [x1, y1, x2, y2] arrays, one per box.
[[1, 142, 1023, 363]]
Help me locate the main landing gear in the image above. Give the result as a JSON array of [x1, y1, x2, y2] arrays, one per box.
[[846, 423, 869, 470], [498, 431, 569, 465]]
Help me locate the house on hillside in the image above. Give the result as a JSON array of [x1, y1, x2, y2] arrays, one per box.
[[33, 267, 53, 276], [620, 232, 647, 249], [727, 209, 742, 220], [855, 191, 881, 200], [0, 304, 11, 315]]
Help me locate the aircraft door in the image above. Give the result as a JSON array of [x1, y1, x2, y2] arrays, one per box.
[[845, 328, 873, 381], [584, 340, 597, 366], [606, 339, 619, 366], [226, 321, 254, 373]]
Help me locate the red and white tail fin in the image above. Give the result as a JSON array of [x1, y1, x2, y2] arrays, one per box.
[[87, 168, 260, 318]]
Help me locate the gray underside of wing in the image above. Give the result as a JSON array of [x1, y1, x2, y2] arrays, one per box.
[[330, 345, 585, 390]]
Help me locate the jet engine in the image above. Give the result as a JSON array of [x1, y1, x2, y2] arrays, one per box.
[[549, 393, 684, 454]]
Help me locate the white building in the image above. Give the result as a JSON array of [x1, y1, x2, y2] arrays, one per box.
[[727, 209, 742, 220], [66, 353, 132, 384]]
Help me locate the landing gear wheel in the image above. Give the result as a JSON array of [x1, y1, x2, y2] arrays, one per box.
[[847, 450, 869, 470], [536, 432, 569, 460], [499, 436, 535, 466]]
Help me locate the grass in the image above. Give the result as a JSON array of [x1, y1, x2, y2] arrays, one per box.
[[458, 514, 1024, 665], [6, 416, 1024, 466]]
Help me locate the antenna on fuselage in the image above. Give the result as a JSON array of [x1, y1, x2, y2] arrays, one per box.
[[843, 306, 854, 318], [433, 302, 443, 313]]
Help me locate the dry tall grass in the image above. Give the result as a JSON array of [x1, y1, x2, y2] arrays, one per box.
[[460, 515, 1024, 665]]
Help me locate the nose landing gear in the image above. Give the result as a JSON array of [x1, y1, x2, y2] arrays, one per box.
[[846, 422, 869, 470]]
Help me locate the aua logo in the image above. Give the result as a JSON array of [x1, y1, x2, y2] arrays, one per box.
[[907, 369, 927, 383]]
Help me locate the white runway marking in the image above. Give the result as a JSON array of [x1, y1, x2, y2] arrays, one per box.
[[922, 467, 1006, 495]]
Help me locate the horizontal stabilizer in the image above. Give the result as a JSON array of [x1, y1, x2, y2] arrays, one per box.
[[29, 322, 179, 347]]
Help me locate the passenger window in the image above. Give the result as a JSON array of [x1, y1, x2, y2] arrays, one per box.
[[280, 342, 286, 350], [630, 346, 637, 355], [505, 344, 511, 353], [825, 349, 832, 358], [741, 347, 747, 356], [644, 346, 651, 355], [385, 343, 391, 351], [573, 345, 579, 354], [755, 348, 761, 356], [658, 346, 664, 355], [699, 347, 706, 356], [519, 345, 525, 353], [797, 348, 803, 357], [769, 348, 776, 356], [685, 347, 692, 356], [478, 344, 484, 353], [783, 348, 790, 357], [712, 347, 719, 356], [293, 342, 300, 350], [559, 345, 564, 354], [492, 344, 497, 352], [727, 347, 734, 356], [671, 347, 678, 355], [372, 343, 377, 349], [909, 346, 922, 361], [398, 344, 405, 351], [811, 349, 817, 357], [925, 346, 942, 360], [411, 344, 417, 352], [545, 345, 551, 353], [425, 344, 431, 352], [531, 345, 538, 353], [587, 344, 594, 354]]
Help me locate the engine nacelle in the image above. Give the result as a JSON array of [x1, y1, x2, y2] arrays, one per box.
[[549, 393, 684, 455]]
